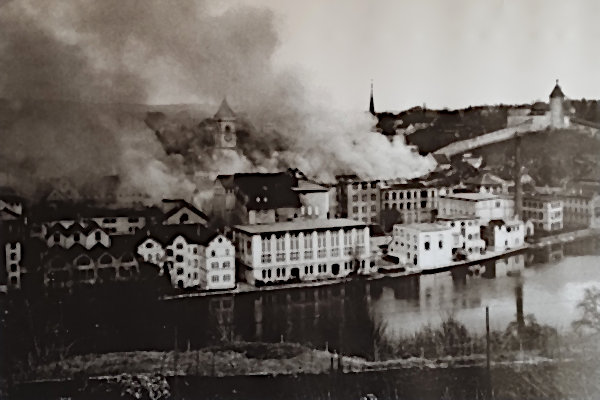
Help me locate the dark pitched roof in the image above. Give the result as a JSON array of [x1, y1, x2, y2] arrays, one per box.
[[214, 98, 236, 120], [549, 81, 565, 98], [161, 199, 209, 222], [45, 220, 103, 239], [142, 224, 218, 246], [217, 172, 301, 211]]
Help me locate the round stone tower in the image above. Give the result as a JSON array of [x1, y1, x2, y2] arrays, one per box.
[[549, 79, 565, 129]]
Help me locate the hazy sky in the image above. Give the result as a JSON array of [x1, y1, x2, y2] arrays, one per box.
[[217, 0, 600, 112]]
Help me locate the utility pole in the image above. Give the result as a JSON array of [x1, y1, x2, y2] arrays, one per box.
[[514, 134, 523, 219], [486, 307, 492, 398]]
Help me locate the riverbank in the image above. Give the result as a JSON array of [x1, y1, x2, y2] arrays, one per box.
[[163, 245, 530, 301], [528, 227, 600, 249]]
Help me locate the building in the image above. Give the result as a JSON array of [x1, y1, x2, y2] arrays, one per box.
[[436, 216, 486, 257], [507, 80, 568, 130], [481, 219, 525, 252], [387, 223, 454, 270], [559, 193, 600, 229], [213, 172, 302, 226], [380, 182, 452, 228], [43, 236, 141, 289], [160, 199, 209, 226], [232, 218, 371, 286], [464, 172, 510, 195], [136, 225, 235, 290], [291, 180, 330, 219], [335, 176, 381, 225], [0, 187, 25, 290], [438, 192, 515, 225], [213, 98, 237, 149], [522, 195, 563, 232]]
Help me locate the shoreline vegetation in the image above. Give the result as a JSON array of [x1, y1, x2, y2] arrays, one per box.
[[17, 306, 600, 383]]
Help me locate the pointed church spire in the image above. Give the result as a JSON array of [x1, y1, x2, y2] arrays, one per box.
[[369, 79, 375, 115]]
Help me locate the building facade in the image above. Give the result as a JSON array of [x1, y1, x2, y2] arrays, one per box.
[[335, 177, 382, 225], [481, 220, 525, 252], [438, 193, 515, 225], [559, 193, 600, 229], [436, 216, 486, 257], [380, 183, 452, 226], [387, 223, 454, 270], [522, 195, 563, 232], [233, 219, 371, 285], [136, 227, 235, 291]]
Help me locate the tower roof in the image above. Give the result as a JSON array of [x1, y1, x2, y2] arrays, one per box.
[[549, 80, 565, 98], [214, 98, 236, 120], [369, 80, 375, 115]]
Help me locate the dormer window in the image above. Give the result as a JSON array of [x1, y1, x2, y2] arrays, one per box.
[[256, 197, 261, 202]]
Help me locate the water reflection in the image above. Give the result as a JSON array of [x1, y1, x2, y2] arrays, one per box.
[[7, 239, 600, 362]]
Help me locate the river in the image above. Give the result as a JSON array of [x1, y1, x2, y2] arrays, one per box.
[[5, 237, 600, 361]]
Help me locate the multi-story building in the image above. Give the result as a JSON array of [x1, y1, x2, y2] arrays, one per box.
[[213, 172, 302, 226], [43, 236, 141, 289], [438, 192, 515, 225], [436, 216, 486, 257], [559, 193, 600, 229], [44, 221, 111, 249], [481, 219, 525, 252], [1, 187, 26, 290], [232, 218, 371, 285], [136, 225, 235, 290], [522, 195, 563, 232], [159, 199, 210, 226], [380, 183, 452, 226], [387, 223, 454, 270], [335, 176, 382, 224]]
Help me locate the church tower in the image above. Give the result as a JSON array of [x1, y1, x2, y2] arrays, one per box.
[[549, 79, 565, 129], [214, 98, 237, 149], [369, 80, 376, 115]]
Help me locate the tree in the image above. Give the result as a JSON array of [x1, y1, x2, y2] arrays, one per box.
[[573, 286, 600, 334]]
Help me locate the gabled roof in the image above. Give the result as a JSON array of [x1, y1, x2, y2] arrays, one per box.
[[161, 199, 209, 222], [45, 220, 103, 239], [216, 172, 301, 211], [214, 98, 236, 120], [143, 224, 218, 246], [465, 173, 507, 187]]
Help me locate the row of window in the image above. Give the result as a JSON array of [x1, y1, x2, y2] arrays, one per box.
[[383, 190, 431, 201], [260, 246, 363, 264], [382, 201, 428, 210], [351, 194, 378, 202]]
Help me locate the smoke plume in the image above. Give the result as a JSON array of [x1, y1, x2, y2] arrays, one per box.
[[0, 0, 433, 204]]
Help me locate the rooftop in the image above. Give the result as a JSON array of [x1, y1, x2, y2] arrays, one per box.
[[436, 215, 478, 221], [214, 98, 236, 120], [234, 218, 366, 235], [442, 192, 499, 201], [292, 180, 329, 192], [395, 222, 451, 232], [549, 81, 565, 98]]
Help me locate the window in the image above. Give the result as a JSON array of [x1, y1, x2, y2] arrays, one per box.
[[211, 275, 219, 283], [424, 241, 430, 250], [352, 206, 358, 213], [439, 241, 443, 249], [223, 274, 231, 282], [10, 263, 18, 273], [176, 243, 183, 249], [384, 193, 389, 200], [371, 205, 377, 211], [95, 231, 101, 241], [166, 249, 173, 256], [100, 254, 112, 265], [176, 255, 184, 263], [371, 194, 376, 201], [176, 268, 184, 275], [352, 195, 358, 201], [211, 262, 219, 269], [262, 237, 272, 253], [392, 192, 397, 200], [223, 261, 231, 269]]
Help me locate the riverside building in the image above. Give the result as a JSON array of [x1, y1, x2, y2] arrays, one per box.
[[232, 218, 371, 286]]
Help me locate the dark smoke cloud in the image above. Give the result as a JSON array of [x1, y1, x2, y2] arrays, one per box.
[[0, 0, 433, 204]]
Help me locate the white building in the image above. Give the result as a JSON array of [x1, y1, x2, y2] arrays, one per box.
[[522, 195, 563, 232], [559, 193, 600, 229], [481, 219, 525, 252], [387, 223, 454, 270], [232, 218, 372, 286], [438, 192, 515, 225], [136, 227, 235, 291], [436, 216, 486, 257]]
